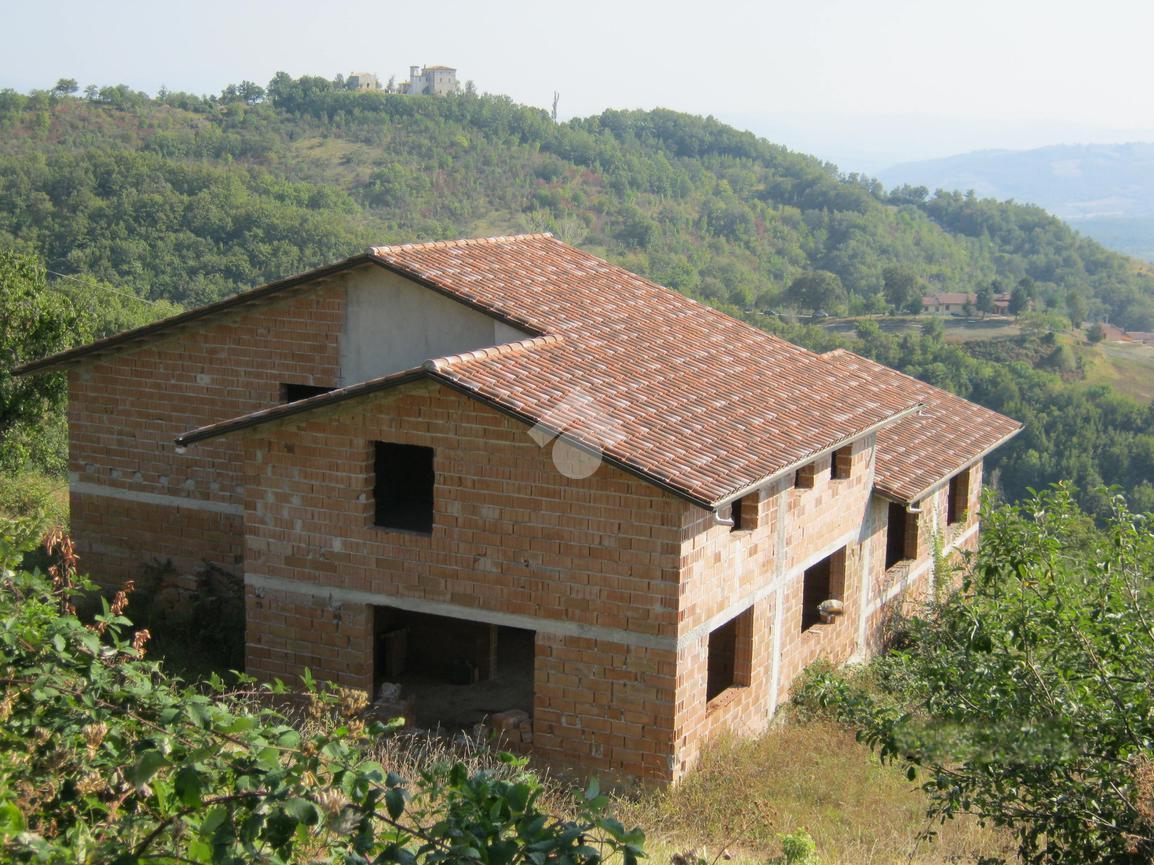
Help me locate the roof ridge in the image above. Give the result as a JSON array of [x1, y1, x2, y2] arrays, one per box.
[[370, 233, 555, 256], [423, 334, 564, 374]]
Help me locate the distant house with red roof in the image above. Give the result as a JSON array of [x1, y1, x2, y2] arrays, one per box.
[[17, 235, 1020, 782]]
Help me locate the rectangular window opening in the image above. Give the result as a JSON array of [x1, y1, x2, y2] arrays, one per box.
[[801, 548, 847, 633], [730, 493, 757, 532], [885, 502, 909, 570], [374, 442, 434, 533], [281, 383, 335, 403], [831, 445, 853, 480], [372, 607, 535, 729], [706, 607, 753, 703], [795, 463, 816, 490], [948, 469, 970, 525]]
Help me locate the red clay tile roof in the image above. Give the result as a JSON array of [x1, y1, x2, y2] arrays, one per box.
[[367, 235, 928, 504], [178, 235, 930, 507], [822, 349, 1022, 502], [32, 232, 1019, 508]]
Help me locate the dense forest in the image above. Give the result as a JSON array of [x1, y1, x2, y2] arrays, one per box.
[[0, 76, 1152, 513]]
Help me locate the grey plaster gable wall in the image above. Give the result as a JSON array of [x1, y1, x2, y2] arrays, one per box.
[[339, 265, 532, 386]]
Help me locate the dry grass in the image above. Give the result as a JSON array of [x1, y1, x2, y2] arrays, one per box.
[[821, 316, 1022, 344], [225, 685, 1010, 864], [614, 720, 1012, 865], [1083, 339, 1154, 402], [346, 716, 1012, 863], [367, 725, 576, 816]]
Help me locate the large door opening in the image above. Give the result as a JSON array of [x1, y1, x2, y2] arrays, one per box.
[[372, 607, 534, 730]]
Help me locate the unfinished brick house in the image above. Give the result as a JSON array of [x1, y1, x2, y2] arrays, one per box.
[[18, 234, 1020, 782]]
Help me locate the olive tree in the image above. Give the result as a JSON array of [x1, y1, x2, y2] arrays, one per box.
[[784, 270, 847, 314]]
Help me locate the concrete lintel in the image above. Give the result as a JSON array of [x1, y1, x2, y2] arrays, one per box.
[[865, 521, 979, 616], [244, 572, 677, 651], [71, 481, 244, 516], [678, 527, 860, 649]]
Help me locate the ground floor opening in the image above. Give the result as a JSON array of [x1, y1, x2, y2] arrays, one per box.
[[371, 606, 535, 730]]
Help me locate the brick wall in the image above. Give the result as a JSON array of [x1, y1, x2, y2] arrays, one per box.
[[239, 390, 985, 783], [66, 276, 349, 586], [670, 436, 879, 775], [858, 460, 985, 656], [238, 380, 683, 781], [245, 582, 374, 687]]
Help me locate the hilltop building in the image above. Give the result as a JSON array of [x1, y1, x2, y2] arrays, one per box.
[[399, 65, 459, 96], [18, 235, 1019, 782], [347, 72, 381, 91]]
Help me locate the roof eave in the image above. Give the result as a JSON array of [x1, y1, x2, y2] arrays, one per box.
[[426, 373, 716, 509], [874, 423, 1025, 505], [176, 358, 717, 509], [175, 368, 428, 448], [14, 254, 377, 376], [707, 401, 925, 511]]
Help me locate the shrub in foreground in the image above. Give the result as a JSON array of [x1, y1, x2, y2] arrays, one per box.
[[796, 486, 1154, 865], [0, 521, 644, 865]]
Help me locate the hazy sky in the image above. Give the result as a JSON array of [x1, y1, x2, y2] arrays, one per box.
[[6, 0, 1154, 171]]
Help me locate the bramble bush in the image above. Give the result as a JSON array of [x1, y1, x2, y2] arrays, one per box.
[[0, 520, 645, 865], [795, 485, 1154, 864]]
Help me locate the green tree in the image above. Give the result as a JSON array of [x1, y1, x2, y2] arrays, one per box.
[[1067, 290, 1088, 328], [1009, 282, 1031, 314], [784, 270, 847, 314], [886, 184, 929, 205], [881, 265, 922, 314], [802, 486, 1154, 865], [51, 78, 78, 98], [975, 282, 995, 317], [0, 250, 86, 473]]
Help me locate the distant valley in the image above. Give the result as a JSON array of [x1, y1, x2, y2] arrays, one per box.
[[880, 143, 1154, 261]]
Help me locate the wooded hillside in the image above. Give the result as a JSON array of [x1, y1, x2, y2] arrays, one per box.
[[1, 77, 1152, 513], [2, 78, 1153, 328]]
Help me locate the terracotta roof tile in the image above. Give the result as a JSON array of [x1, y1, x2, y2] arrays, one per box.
[[165, 234, 1017, 509], [822, 349, 1022, 502], [363, 235, 922, 504]]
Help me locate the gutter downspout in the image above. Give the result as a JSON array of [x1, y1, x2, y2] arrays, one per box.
[[714, 510, 735, 527]]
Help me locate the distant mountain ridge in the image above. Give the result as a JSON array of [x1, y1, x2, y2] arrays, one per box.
[[879, 143, 1154, 260]]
